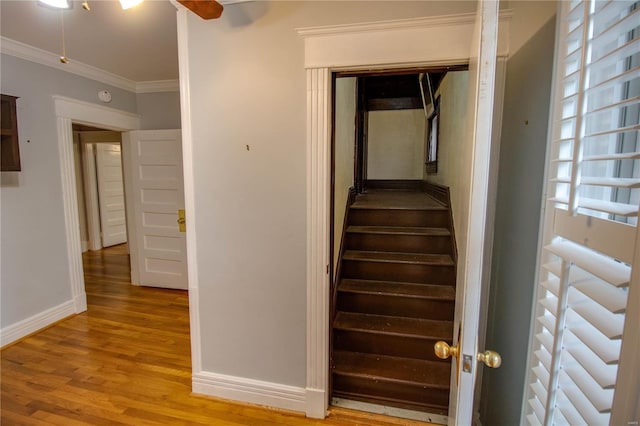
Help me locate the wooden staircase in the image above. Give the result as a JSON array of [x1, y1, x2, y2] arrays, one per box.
[[331, 188, 456, 415]]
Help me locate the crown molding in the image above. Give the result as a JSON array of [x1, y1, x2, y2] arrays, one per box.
[[1, 36, 137, 92], [1, 37, 179, 94], [136, 79, 180, 93]]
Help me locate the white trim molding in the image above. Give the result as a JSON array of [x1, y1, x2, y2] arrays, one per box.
[[0, 300, 75, 347], [54, 96, 141, 130], [297, 12, 511, 71], [1, 37, 179, 94], [305, 67, 332, 419], [298, 12, 511, 419], [175, 7, 203, 376], [193, 372, 307, 413], [57, 115, 88, 314], [54, 96, 141, 317]]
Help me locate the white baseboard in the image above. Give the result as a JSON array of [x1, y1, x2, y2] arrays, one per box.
[[192, 371, 307, 414], [81, 240, 89, 252], [0, 300, 75, 347]]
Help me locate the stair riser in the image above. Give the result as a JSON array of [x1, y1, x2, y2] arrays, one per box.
[[334, 330, 452, 362], [342, 260, 455, 286], [332, 374, 449, 411], [349, 209, 449, 228], [337, 293, 454, 320], [345, 233, 451, 254]]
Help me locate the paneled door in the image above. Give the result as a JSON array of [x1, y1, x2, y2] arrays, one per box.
[[96, 143, 127, 247], [122, 130, 188, 290]]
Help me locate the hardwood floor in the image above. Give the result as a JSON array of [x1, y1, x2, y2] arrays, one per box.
[[1, 244, 433, 425]]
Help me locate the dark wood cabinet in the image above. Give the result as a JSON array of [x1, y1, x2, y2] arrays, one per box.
[[1, 94, 21, 171]]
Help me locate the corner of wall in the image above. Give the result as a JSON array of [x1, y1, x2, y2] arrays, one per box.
[[0, 300, 76, 347]]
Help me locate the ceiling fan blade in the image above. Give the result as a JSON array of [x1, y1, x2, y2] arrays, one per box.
[[177, 0, 223, 19]]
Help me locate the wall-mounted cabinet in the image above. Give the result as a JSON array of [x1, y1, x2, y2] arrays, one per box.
[[1, 94, 21, 171]]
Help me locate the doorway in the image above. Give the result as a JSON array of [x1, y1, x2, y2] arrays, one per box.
[[329, 68, 469, 423], [54, 97, 188, 313], [73, 124, 127, 254], [301, 7, 509, 420]]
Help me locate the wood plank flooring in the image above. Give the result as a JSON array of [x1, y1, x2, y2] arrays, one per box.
[[1, 244, 433, 425]]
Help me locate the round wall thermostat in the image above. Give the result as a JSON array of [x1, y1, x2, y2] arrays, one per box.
[[98, 90, 112, 103]]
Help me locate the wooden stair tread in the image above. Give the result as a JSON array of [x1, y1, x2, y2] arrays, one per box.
[[346, 226, 450, 236], [339, 279, 455, 300], [351, 204, 447, 211], [334, 312, 453, 340], [351, 190, 447, 210], [333, 351, 450, 389], [343, 250, 454, 266]]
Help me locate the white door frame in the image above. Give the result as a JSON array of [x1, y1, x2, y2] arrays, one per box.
[[297, 11, 510, 418], [54, 95, 140, 313], [81, 142, 103, 251]]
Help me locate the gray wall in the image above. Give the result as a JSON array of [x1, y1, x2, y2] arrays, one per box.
[[183, 0, 477, 388], [0, 53, 180, 332], [480, 16, 557, 425], [0, 53, 137, 328], [137, 91, 181, 130]]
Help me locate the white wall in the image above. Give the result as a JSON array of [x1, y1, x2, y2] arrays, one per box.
[[73, 133, 89, 251], [181, 0, 477, 393], [137, 91, 181, 130], [0, 53, 137, 333], [367, 109, 425, 180], [333, 77, 356, 273], [424, 71, 470, 252]]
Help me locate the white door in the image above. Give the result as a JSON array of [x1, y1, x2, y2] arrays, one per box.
[[122, 130, 188, 290], [438, 1, 501, 424], [96, 143, 128, 247]]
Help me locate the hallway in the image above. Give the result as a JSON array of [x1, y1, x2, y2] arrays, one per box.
[[1, 245, 432, 425]]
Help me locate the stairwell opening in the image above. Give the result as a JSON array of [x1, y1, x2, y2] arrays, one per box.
[[329, 67, 470, 422]]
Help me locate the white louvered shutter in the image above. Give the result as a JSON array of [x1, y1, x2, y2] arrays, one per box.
[[524, 1, 639, 425]]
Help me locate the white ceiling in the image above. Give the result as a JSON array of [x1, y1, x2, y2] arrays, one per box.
[[0, 0, 179, 82]]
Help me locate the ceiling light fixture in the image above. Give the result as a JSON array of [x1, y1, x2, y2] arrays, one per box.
[[38, 0, 71, 9], [119, 0, 143, 10]]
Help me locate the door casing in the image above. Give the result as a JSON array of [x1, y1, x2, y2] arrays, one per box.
[[54, 95, 141, 314]]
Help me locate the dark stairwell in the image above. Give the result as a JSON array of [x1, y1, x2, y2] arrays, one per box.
[[331, 185, 456, 415]]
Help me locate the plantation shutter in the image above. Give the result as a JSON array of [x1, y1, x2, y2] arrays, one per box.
[[524, 1, 639, 425]]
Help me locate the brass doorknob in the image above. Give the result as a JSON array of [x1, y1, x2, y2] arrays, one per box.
[[477, 350, 502, 368], [434, 341, 459, 360], [177, 218, 186, 224]]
